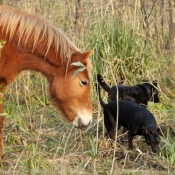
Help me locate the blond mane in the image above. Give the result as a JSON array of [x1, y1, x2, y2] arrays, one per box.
[[0, 5, 79, 60]]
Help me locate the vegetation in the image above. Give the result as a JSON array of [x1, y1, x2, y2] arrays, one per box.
[[1, 0, 175, 174]]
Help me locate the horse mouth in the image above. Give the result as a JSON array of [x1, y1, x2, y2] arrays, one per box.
[[73, 117, 92, 130], [72, 110, 92, 130]]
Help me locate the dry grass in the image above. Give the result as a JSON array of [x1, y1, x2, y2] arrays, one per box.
[[1, 0, 175, 174]]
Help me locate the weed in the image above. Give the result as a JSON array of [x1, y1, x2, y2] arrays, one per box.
[[86, 137, 99, 159], [160, 134, 175, 166], [1, 0, 175, 174], [19, 144, 51, 174]]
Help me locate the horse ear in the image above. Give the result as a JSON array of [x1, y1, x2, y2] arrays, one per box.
[[81, 49, 94, 61], [81, 49, 94, 70], [71, 49, 94, 69]]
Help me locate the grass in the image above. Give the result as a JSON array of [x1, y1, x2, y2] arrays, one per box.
[[1, 0, 175, 174]]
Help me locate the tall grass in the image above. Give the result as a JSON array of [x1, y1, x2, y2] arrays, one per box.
[[1, 0, 175, 174], [88, 16, 157, 83]]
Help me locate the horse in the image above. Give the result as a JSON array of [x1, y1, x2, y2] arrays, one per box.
[[0, 5, 93, 158]]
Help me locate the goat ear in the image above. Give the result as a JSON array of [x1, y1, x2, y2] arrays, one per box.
[[142, 126, 146, 130], [97, 74, 102, 81], [153, 80, 158, 87], [132, 86, 142, 95], [143, 127, 152, 134], [157, 128, 161, 134], [145, 129, 151, 134]]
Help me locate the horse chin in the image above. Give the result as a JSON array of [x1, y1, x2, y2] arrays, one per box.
[[72, 110, 92, 130]]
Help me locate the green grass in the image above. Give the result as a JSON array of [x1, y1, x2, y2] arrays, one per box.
[[1, 0, 175, 174]]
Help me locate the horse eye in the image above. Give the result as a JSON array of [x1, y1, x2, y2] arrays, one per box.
[[80, 80, 88, 86]]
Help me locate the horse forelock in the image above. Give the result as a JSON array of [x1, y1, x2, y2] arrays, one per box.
[[0, 5, 79, 62]]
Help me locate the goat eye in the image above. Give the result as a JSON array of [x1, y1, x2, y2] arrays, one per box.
[[80, 79, 88, 86]]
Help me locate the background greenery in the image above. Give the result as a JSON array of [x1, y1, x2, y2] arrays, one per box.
[[1, 0, 175, 174]]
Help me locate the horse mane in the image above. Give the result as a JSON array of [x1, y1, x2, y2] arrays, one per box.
[[0, 5, 80, 61]]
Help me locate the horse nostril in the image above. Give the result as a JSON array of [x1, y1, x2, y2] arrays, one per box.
[[76, 118, 91, 130], [78, 118, 83, 128]]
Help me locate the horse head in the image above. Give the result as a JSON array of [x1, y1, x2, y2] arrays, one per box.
[[49, 49, 94, 130]]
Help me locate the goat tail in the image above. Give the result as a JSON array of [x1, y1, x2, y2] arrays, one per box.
[[96, 83, 106, 107], [97, 74, 111, 92]]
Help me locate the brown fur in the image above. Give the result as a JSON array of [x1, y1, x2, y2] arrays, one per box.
[[0, 5, 93, 158]]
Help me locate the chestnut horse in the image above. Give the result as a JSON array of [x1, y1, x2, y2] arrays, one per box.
[[0, 5, 93, 158]]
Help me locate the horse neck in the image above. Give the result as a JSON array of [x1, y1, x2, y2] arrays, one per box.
[[19, 53, 61, 80], [2, 41, 62, 81]]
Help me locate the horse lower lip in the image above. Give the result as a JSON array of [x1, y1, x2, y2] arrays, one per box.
[[78, 122, 88, 130], [74, 118, 89, 130], [74, 125, 87, 130]]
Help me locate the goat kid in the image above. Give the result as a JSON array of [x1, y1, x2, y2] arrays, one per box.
[[96, 85, 160, 153], [97, 74, 160, 107]]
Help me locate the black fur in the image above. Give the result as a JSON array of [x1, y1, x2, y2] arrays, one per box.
[[96, 84, 160, 153], [97, 74, 160, 107]]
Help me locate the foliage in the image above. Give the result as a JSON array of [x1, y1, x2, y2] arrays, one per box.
[[1, 0, 175, 174], [87, 16, 156, 83], [86, 137, 99, 159], [160, 134, 175, 166], [71, 61, 86, 79], [19, 144, 51, 175]]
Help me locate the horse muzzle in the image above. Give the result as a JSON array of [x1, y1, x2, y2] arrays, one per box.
[[73, 111, 92, 130]]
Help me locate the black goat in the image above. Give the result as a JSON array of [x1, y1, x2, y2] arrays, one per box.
[[97, 74, 160, 107], [96, 84, 160, 153]]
